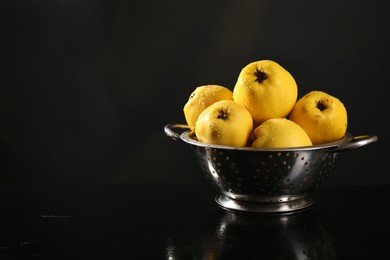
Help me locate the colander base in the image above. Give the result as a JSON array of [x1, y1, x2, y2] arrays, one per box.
[[215, 194, 313, 214]]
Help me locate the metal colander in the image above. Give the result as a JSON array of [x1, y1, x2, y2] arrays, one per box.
[[165, 123, 378, 214]]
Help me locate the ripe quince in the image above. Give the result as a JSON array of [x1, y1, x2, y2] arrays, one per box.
[[195, 100, 253, 147], [233, 60, 298, 126], [183, 85, 233, 130], [251, 118, 312, 148], [290, 90, 348, 145]]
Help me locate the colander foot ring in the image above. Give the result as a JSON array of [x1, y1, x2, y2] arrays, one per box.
[[215, 194, 313, 214]]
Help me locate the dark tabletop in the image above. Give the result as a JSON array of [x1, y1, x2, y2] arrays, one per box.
[[0, 183, 389, 259]]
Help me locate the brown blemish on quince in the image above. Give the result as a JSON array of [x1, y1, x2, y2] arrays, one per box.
[[217, 109, 228, 120], [254, 69, 267, 83], [316, 100, 326, 111]]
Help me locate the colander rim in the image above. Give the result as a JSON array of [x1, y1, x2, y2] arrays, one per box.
[[180, 131, 353, 152]]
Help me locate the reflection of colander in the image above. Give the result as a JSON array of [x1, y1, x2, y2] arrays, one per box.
[[165, 123, 378, 214]]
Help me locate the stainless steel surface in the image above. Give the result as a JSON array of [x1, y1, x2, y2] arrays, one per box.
[[165, 123, 378, 213], [215, 194, 313, 214], [164, 123, 189, 141]]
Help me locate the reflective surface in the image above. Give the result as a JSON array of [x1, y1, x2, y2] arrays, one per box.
[[215, 193, 314, 213], [174, 209, 337, 259], [0, 184, 389, 259], [165, 125, 378, 213]]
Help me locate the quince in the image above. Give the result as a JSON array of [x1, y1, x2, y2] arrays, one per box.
[[233, 60, 298, 126], [251, 118, 312, 148], [195, 100, 253, 147], [290, 90, 348, 145], [183, 85, 233, 130]]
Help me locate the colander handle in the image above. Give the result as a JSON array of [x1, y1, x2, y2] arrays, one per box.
[[326, 134, 378, 152], [164, 123, 191, 141]]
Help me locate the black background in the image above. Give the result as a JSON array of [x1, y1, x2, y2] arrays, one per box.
[[1, 0, 387, 184]]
